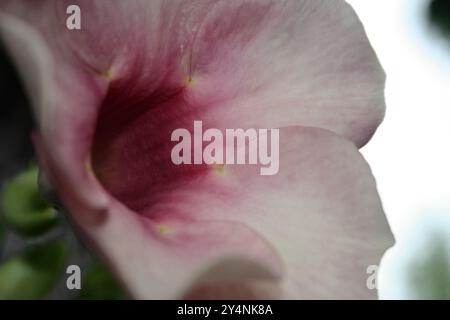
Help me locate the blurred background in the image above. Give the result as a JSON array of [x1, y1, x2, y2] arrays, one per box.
[[348, 0, 450, 299], [0, 0, 449, 299]]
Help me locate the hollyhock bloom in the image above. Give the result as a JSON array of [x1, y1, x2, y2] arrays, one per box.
[[0, 0, 393, 299]]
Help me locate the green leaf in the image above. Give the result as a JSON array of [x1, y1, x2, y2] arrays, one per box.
[[0, 239, 68, 299], [428, 0, 450, 38], [1, 166, 58, 237], [408, 233, 450, 299], [78, 260, 124, 300], [0, 219, 5, 244], [0, 222, 5, 253]]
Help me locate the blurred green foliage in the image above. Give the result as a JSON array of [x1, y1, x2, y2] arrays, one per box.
[[0, 166, 125, 299], [1, 166, 58, 237], [429, 0, 450, 37], [78, 260, 124, 300], [0, 219, 4, 250], [0, 240, 68, 299], [409, 233, 450, 299]]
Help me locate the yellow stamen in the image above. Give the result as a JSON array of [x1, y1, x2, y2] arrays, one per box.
[[156, 224, 172, 235], [213, 164, 226, 175], [184, 74, 194, 86], [99, 68, 114, 80], [85, 161, 94, 175], [181, 50, 194, 87]]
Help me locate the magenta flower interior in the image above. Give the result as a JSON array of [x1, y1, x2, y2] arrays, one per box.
[[0, 0, 399, 300]]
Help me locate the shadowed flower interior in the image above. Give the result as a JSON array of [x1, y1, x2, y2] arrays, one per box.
[[88, 1, 277, 217], [91, 71, 208, 216], [0, 0, 394, 299], [89, 1, 285, 217]]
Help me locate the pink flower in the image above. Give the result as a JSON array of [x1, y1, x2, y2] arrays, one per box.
[[0, 0, 393, 299]]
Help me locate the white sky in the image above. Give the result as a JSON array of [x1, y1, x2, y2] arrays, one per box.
[[347, 0, 450, 236], [347, 0, 450, 298]]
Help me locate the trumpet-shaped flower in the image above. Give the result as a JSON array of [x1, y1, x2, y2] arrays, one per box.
[[0, 0, 393, 299]]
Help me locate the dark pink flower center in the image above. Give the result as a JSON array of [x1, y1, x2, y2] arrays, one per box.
[[91, 77, 209, 216]]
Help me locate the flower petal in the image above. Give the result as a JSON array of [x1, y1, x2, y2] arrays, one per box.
[[1, 0, 384, 149], [0, 1, 391, 299], [143, 126, 394, 299], [44, 127, 392, 298]]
